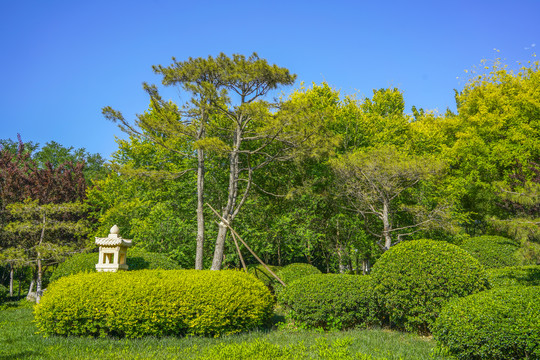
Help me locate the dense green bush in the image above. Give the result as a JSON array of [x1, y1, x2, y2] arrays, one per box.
[[247, 264, 281, 291], [371, 239, 488, 333], [280, 274, 375, 330], [35, 269, 274, 338], [433, 286, 540, 360], [49, 248, 180, 282], [0, 284, 8, 303], [487, 265, 540, 288], [274, 263, 321, 295], [460, 235, 519, 268]]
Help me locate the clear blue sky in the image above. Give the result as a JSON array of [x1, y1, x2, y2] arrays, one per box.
[[1, 0, 538, 159]]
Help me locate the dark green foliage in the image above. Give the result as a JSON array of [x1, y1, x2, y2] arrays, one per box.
[[371, 239, 488, 333], [49, 249, 180, 283], [48, 253, 96, 282], [460, 235, 520, 268], [35, 270, 274, 338], [277, 263, 322, 285], [0, 284, 7, 302], [274, 263, 321, 294], [433, 286, 540, 360], [280, 274, 375, 330], [487, 265, 540, 287], [127, 249, 181, 271], [247, 264, 281, 291]]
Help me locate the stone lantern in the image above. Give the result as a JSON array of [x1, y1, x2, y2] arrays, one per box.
[[95, 225, 132, 272]]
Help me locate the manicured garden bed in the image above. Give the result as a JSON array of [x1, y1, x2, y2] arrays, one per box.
[[0, 301, 446, 360]]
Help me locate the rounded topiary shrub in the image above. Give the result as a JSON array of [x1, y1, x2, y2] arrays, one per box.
[[247, 264, 281, 291], [371, 239, 488, 333], [274, 263, 321, 295], [487, 265, 540, 288], [460, 235, 519, 269], [433, 286, 540, 360], [35, 269, 274, 338], [0, 284, 8, 303], [280, 274, 375, 330], [49, 248, 180, 282]]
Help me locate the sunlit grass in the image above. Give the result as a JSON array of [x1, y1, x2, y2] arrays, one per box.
[[0, 301, 447, 360]]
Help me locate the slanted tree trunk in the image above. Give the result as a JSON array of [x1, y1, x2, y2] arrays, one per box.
[[211, 128, 242, 270], [26, 278, 34, 300], [210, 162, 237, 269]]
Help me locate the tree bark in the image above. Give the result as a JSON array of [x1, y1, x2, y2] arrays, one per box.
[[26, 279, 34, 300], [17, 269, 22, 297], [9, 264, 13, 297], [211, 128, 241, 270], [36, 256, 43, 303], [211, 221, 229, 270], [382, 200, 393, 250], [337, 243, 346, 274], [195, 147, 205, 270], [35, 211, 46, 303]]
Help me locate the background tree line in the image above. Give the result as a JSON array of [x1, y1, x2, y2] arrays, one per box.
[[1, 54, 538, 292]]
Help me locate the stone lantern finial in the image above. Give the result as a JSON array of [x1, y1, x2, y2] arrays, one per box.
[[95, 225, 132, 272], [110, 224, 120, 235]]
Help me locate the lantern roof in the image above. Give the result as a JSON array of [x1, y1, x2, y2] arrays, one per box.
[[95, 225, 132, 247]]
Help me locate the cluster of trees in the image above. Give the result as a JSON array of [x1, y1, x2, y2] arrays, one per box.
[[0, 138, 105, 301], [93, 54, 540, 272], [1, 54, 539, 287]]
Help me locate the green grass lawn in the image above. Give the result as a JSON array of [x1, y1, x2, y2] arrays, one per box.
[[0, 301, 448, 360]]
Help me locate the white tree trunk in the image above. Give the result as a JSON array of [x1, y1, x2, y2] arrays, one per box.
[[9, 264, 14, 297], [195, 147, 205, 270], [211, 129, 241, 270], [36, 257, 43, 304], [382, 200, 393, 250]]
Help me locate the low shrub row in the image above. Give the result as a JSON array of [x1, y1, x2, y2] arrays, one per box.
[[487, 265, 540, 288], [278, 240, 539, 359], [433, 285, 540, 359], [35, 236, 537, 360], [277, 263, 321, 281], [0, 284, 7, 303], [49, 248, 181, 282], [460, 235, 520, 268], [278, 274, 374, 330], [279, 240, 488, 333], [35, 269, 273, 338]]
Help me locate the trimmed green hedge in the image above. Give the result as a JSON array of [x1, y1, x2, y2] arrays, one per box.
[[460, 235, 519, 268], [0, 284, 8, 303], [280, 274, 375, 330], [487, 265, 540, 288], [49, 248, 180, 282], [35, 269, 274, 338], [371, 239, 488, 333], [433, 286, 540, 360], [274, 263, 321, 295]]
